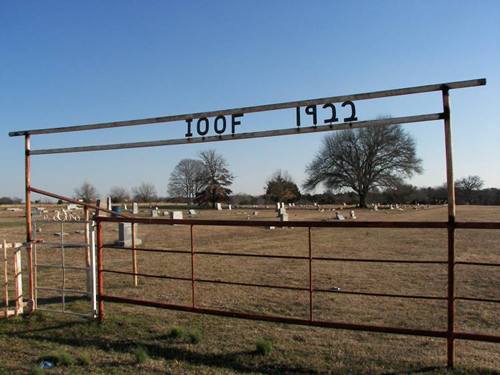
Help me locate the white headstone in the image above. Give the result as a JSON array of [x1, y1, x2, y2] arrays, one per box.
[[170, 211, 183, 220], [390, 204, 394, 210], [116, 223, 142, 247], [350, 210, 356, 219], [151, 209, 158, 217], [228, 204, 232, 210], [216, 203, 222, 210], [279, 212, 289, 222], [373, 204, 378, 211], [133, 202, 139, 214], [67, 204, 79, 211], [335, 212, 345, 221], [106, 197, 112, 211], [188, 209, 197, 216]]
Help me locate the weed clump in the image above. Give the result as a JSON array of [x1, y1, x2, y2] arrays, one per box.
[[132, 345, 149, 364], [255, 338, 273, 355], [168, 326, 185, 339], [76, 353, 91, 366], [187, 328, 202, 344], [166, 325, 202, 344]]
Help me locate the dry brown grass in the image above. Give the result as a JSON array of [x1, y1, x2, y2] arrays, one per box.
[[0, 204, 499, 374]]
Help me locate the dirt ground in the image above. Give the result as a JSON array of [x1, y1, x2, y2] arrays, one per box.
[[0, 204, 498, 374]]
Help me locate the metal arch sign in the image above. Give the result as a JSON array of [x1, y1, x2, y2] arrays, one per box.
[[9, 78, 485, 156]]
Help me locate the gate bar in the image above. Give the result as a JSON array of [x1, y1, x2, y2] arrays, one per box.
[[28, 113, 443, 155], [9, 78, 485, 137]]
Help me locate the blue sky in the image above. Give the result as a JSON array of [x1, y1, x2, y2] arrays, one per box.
[[1, 1, 499, 199]]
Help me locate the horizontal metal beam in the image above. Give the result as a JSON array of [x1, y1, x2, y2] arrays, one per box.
[[29, 186, 128, 218], [102, 294, 448, 338], [30, 113, 443, 155], [9, 78, 485, 137], [97, 215, 449, 229]]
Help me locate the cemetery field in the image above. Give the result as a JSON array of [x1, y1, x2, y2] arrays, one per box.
[[0, 204, 499, 374]]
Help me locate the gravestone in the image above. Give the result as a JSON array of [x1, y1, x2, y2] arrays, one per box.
[[151, 209, 158, 217], [279, 212, 289, 221], [216, 203, 222, 210], [335, 212, 345, 221], [97, 200, 109, 217], [188, 209, 197, 216], [67, 204, 79, 211], [350, 210, 357, 219], [170, 211, 183, 220], [132, 202, 139, 214], [116, 223, 142, 247], [106, 197, 112, 211], [228, 204, 232, 210], [278, 207, 287, 216]]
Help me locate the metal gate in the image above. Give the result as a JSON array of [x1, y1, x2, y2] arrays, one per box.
[[32, 218, 97, 318]]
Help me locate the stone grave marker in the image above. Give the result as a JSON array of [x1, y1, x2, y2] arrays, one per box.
[[170, 211, 183, 220], [116, 223, 142, 247]]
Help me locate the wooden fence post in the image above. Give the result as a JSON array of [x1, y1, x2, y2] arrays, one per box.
[[2, 240, 8, 318]]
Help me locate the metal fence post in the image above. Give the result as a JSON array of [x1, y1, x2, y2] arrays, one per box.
[[190, 224, 195, 309], [443, 87, 456, 368], [96, 220, 104, 321]]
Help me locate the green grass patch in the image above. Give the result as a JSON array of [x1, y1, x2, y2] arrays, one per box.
[[132, 345, 149, 364], [168, 326, 186, 339], [255, 338, 273, 356], [187, 328, 202, 344], [167, 326, 202, 344]]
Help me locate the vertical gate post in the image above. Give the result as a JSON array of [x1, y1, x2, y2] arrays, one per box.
[[13, 246, 23, 315], [84, 206, 92, 293], [190, 224, 195, 309], [132, 223, 138, 287], [2, 240, 8, 318], [443, 87, 456, 368], [25, 135, 35, 312], [90, 219, 98, 318], [308, 227, 313, 322], [96, 220, 105, 321]]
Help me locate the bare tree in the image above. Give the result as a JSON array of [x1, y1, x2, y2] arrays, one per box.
[[167, 159, 205, 204], [456, 175, 484, 204], [195, 150, 234, 208], [74, 181, 98, 203], [304, 125, 422, 208], [109, 186, 130, 203], [132, 182, 157, 202]]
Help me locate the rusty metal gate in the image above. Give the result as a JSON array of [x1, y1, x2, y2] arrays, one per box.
[[8, 78, 499, 367]]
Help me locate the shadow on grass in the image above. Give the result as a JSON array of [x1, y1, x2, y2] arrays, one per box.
[[16, 324, 320, 374]]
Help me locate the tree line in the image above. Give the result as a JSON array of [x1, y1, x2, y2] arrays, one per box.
[[4, 125, 494, 207]]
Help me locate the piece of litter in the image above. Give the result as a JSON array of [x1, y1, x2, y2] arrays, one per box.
[[39, 360, 55, 369], [329, 287, 341, 292]]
